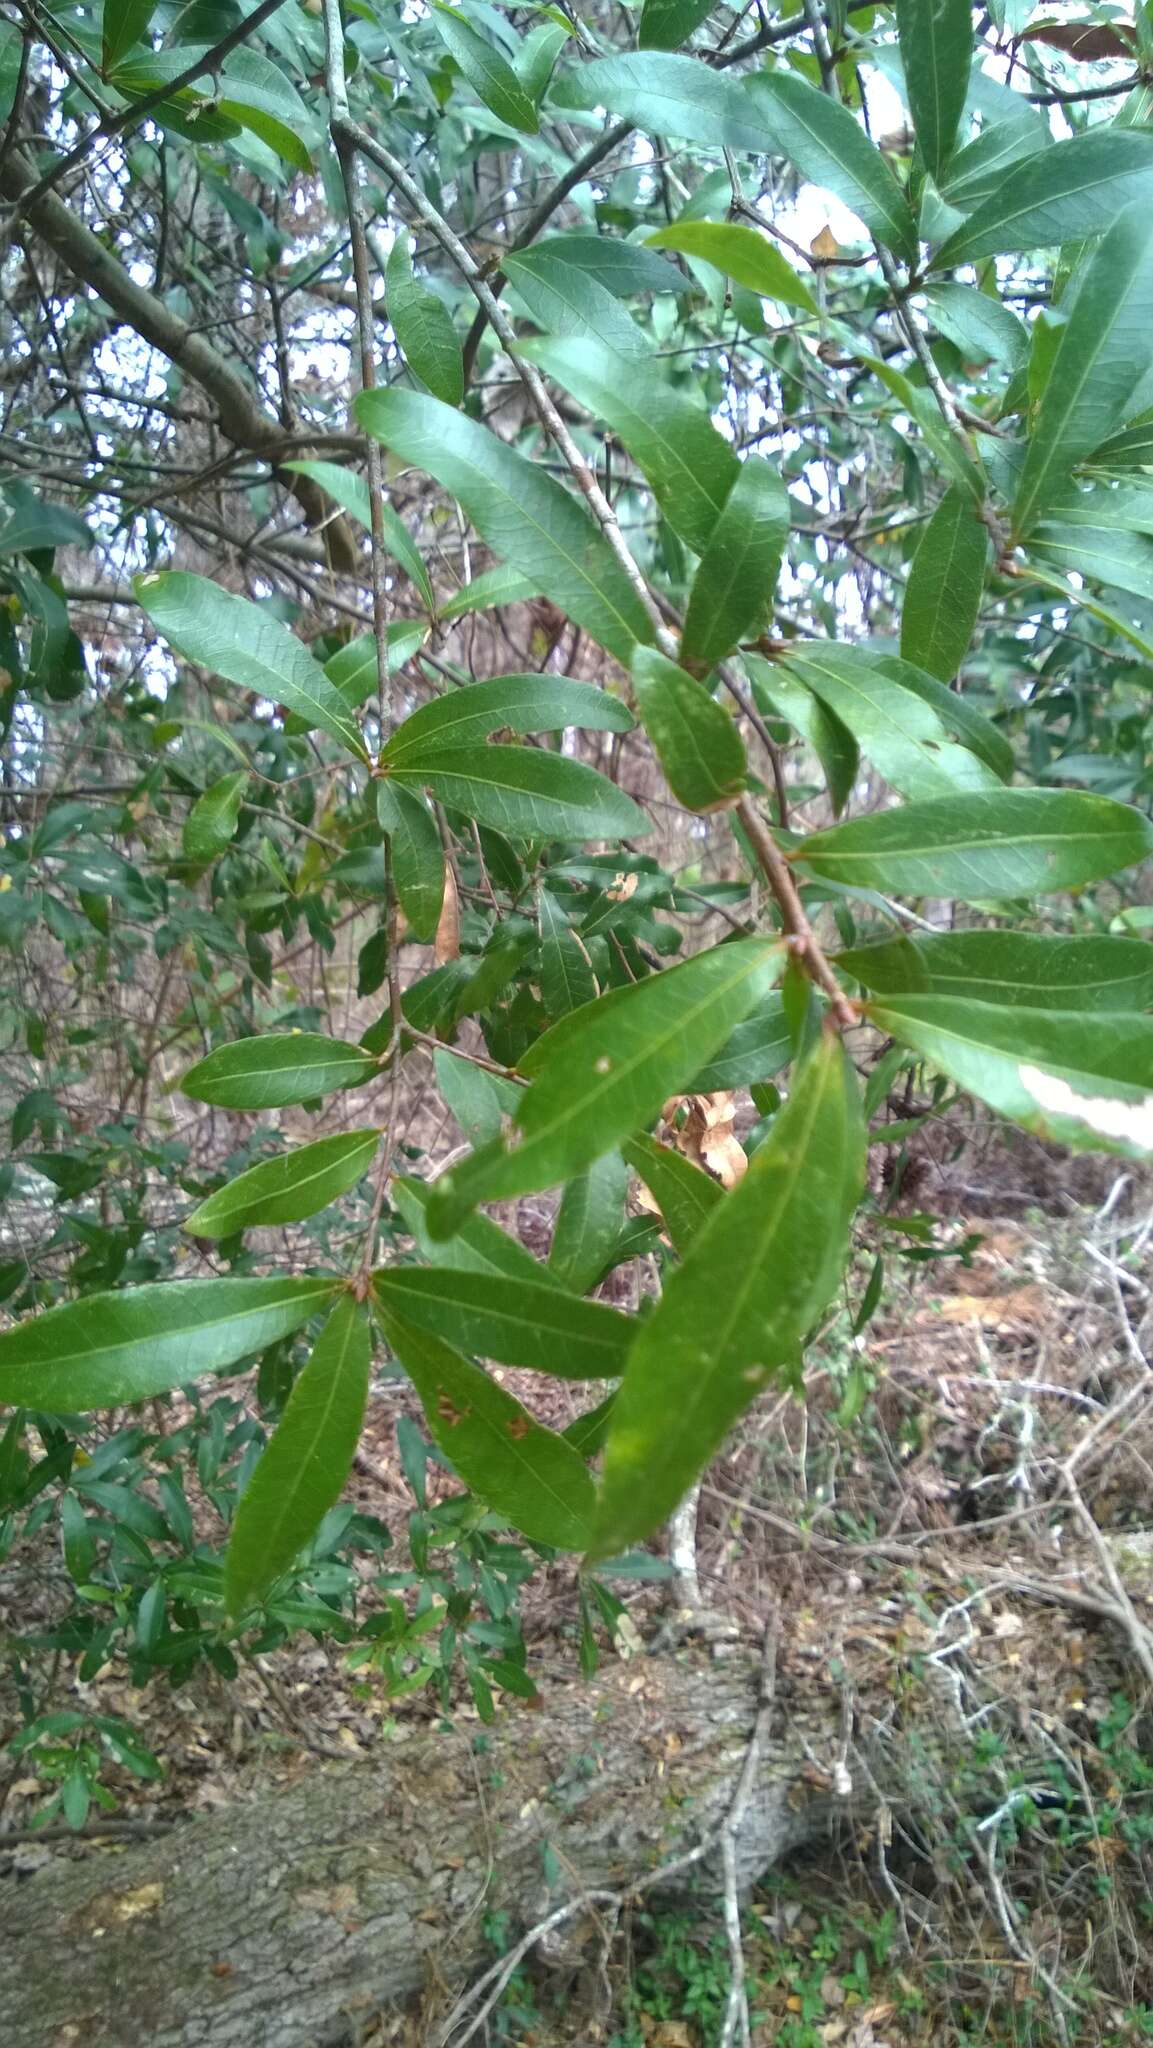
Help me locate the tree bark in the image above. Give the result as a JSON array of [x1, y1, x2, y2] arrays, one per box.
[[0, 1653, 849, 2047]]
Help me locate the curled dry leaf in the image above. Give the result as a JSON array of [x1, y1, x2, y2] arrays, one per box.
[[434, 863, 460, 964]]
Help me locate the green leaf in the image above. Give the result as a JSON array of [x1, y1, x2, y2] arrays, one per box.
[[184, 1131, 382, 1238], [516, 20, 569, 103], [550, 51, 765, 152], [281, 461, 435, 612], [182, 771, 248, 865], [900, 487, 989, 681], [355, 388, 655, 665], [383, 671, 634, 763], [393, 1177, 547, 1285], [529, 235, 687, 299], [922, 282, 1029, 371], [373, 1268, 632, 1379], [896, 0, 972, 183], [432, 5, 540, 134], [681, 457, 788, 665], [687, 995, 791, 1091], [934, 130, 1153, 269], [321, 623, 429, 716], [638, 0, 720, 50], [781, 643, 999, 798], [539, 888, 597, 1018], [376, 780, 445, 943], [225, 1297, 370, 1616], [645, 221, 815, 313], [60, 1491, 95, 1583], [746, 653, 859, 817], [182, 1033, 379, 1110], [214, 49, 316, 171], [837, 930, 1153, 1012], [549, 1150, 630, 1293], [386, 235, 464, 409], [747, 68, 919, 260], [438, 563, 540, 621], [135, 572, 367, 761], [632, 647, 747, 812], [434, 1049, 522, 1146], [0, 486, 93, 556], [386, 744, 648, 843], [866, 652, 1012, 783], [504, 248, 650, 358], [872, 997, 1153, 1162], [518, 335, 739, 556], [102, 0, 157, 73], [428, 939, 784, 1223], [796, 789, 1153, 901], [1027, 513, 1153, 609], [1014, 207, 1153, 539], [378, 1312, 594, 1548], [622, 1132, 723, 1255], [592, 1033, 864, 1556], [0, 1276, 335, 1412]]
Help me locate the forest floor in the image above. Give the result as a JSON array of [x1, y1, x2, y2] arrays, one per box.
[[2, 1127, 1153, 2047]]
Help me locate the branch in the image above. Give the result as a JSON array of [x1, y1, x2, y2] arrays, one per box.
[[735, 793, 859, 1030], [0, 142, 359, 574]]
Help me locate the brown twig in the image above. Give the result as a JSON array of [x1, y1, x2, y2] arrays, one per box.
[[735, 793, 858, 1030]]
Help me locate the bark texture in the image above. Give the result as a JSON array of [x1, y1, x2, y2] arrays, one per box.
[[0, 1653, 849, 2047]]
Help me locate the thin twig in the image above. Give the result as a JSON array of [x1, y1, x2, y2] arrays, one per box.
[[735, 793, 858, 1029]]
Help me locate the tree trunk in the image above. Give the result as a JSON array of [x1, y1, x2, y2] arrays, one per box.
[[0, 1654, 848, 2047]]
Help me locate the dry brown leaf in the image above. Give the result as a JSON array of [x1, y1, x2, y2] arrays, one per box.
[[434, 865, 460, 964], [811, 224, 839, 260], [1024, 21, 1134, 59]]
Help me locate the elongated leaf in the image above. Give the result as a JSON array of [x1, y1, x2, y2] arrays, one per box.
[[934, 130, 1153, 269], [0, 1276, 335, 1412], [687, 995, 791, 1091], [539, 887, 597, 1018], [622, 1132, 723, 1255], [681, 457, 787, 665], [1028, 515, 1153, 607], [783, 644, 999, 799], [432, 5, 539, 134], [1014, 208, 1153, 537], [376, 780, 445, 943], [319, 623, 429, 718], [867, 652, 1012, 783], [384, 671, 633, 763], [592, 1034, 864, 1555], [872, 996, 1153, 1161], [281, 460, 435, 612], [355, 388, 654, 664], [379, 1312, 594, 1548], [639, 0, 719, 49], [394, 1176, 546, 1285], [505, 248, 649, 358], [386, 235, 464, 408], [102, 0, 157, 72], [632, 647, 746, 812], [225, 1297, 370, 1615], [519, 335, 738, 556], [747, 69, 918, 260], [438, 563, 540, 620], [0, 485, 92, 556], [549, 1150, 630, 1293], [922, 282, 1029, 371], [796, 789, 1153, 900], [837, 930, 1153, 1012], [182, 1033, 379, 1110], [374, 1268, 632, 1379], [646, 221, 815, 313], [901, 487, 989, 680], [897, 0, 972, 183], [530, 235, 687, 299], [185, 1131, 381, 1238], [516, 20, 569, 102], [550, 50, 766, 151], [434, 1048, 522, 1146], [746, 654, 859, 817], [427, 939, 784, 1225], [386, 744, 648, 842], [182, 771, 248, 864], [135, 572, 366, 760]]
